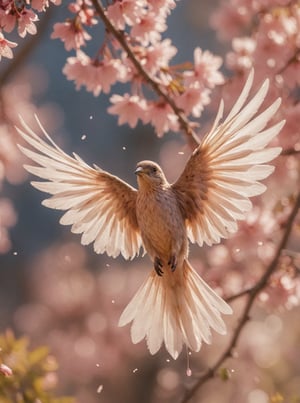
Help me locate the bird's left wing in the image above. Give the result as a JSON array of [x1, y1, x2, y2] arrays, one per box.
[[172, 70, 284, 247], [16, 116, 143, 259]]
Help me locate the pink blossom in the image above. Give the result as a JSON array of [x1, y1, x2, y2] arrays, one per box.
[[108, 94, 148, 128], [0, 32, 17, 60], [260, 270, 299, 310], [175, 86, 210, 118], [226, 37, 256, 71], [68, 0, 97, 26], [106, 0, 144, 30], [183, 48, 224, 88], [210, 2, 251, 41], [18, 8, 38, 37], [63, 51, 90, 90], [88, 57, 127, 95], [145, 102, 178, 136], [141, 39, 177, 74], [51, 20, 91, 51], [63, 51, 125, 95], [130, 12, 166, 45], [147, 0, 176, 16]]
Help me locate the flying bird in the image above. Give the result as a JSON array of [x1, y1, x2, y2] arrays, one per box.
[[16, 70, 284, 359]]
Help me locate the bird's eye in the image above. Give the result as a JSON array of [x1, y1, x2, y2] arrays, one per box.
[[152, 167, 157, 174]]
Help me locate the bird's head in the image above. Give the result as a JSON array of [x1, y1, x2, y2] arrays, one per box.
[[135, 160, 168, 188]]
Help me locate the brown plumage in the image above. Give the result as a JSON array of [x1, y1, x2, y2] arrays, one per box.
[[16, 70, 284, 359]]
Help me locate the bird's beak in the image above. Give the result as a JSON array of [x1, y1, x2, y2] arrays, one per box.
[[135, 166, 143, 175]]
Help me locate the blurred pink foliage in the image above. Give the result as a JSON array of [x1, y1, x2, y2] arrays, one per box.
[[209, 0, 300, 313], [0, 0, 300, 402]]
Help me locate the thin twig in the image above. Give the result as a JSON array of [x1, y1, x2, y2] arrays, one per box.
[[281, 148, 300, 156], [181, 190, 300, 403], [90, 0, 200, 148], [225, 287, 254, 303]]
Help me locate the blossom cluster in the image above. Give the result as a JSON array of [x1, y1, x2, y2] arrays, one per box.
[[0, 0, 61, 61], [209, 0, 300, 312], [213, 0, 300, 84], [53, 0, 224, 136], [211, 0, 300, 152]]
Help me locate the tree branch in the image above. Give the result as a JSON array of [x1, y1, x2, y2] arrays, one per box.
[[181, 190, 300, 403], [90, 0, 200, 148]]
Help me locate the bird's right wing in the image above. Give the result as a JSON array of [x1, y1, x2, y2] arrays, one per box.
[[16, 116, 143, 259]]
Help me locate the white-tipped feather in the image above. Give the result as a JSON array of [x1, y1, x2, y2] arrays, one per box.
[[16, 116, 143, 259], [177, 72, 284, 248], [224, 68, 254, 122], [119, 260, 232, 359]]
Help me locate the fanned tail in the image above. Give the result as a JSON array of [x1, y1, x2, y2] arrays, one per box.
[[118, 260, 232, 359]]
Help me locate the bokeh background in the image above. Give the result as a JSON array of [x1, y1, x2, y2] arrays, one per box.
[[1, 1, 300, 402]]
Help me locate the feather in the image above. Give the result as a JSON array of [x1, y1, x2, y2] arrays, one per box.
[[119, 260, 232, 359], [172, 70, 284, 248], [16, 115, 143, 260]]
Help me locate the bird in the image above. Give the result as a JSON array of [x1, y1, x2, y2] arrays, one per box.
[[16, 70, 284, 360]]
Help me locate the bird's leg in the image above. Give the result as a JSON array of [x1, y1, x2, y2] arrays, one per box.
[[154, 257, 164, 276], [168, 255, 177, 272]]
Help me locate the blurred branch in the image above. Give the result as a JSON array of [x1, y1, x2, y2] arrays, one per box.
[[277, 49, 300, 75], [90, 0, 200, 148], [181, 190, 300, 403], [281, 147, 300, 156], [225, 287, 253, 303], [0, 8, 53, 87]]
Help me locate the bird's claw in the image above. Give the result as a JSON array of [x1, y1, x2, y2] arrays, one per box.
[[154, 257, 164, 276], [168, 255, 177, 272]]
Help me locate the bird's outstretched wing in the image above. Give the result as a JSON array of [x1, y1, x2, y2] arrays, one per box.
[[172, 70, 284, 246], [16, 116, 143, 259]]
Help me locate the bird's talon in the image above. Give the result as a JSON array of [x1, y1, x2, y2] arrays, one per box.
[[154, 257, 164, 276], [168, 255, 177, 272]]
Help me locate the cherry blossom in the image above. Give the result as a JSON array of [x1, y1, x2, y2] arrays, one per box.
[[130, 12, 166, 46], [226, 37, 256, 71], [147, 0, 176, 16], [183, 48, 224, 88], [106, 0, 144, 30], [145, 102, 179, 136], [0, 31, 17, 60], [51, 20, 91, 51], [175, 86, 210, 118], [140, 39, 177, 75], [17, 8, 39, 38], [63, 50, 126, 95], [108, 94, 148, 128]]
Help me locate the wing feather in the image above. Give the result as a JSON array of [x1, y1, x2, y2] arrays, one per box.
[[172, 71, 284, 247], [16, 116, 143, 259]]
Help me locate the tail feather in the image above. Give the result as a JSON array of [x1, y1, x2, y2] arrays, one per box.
[[119, 260, 232, 359]]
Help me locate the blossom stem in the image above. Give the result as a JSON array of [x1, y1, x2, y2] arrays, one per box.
[[181, 190, 300, 403], [90, 0, 200, 147]]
